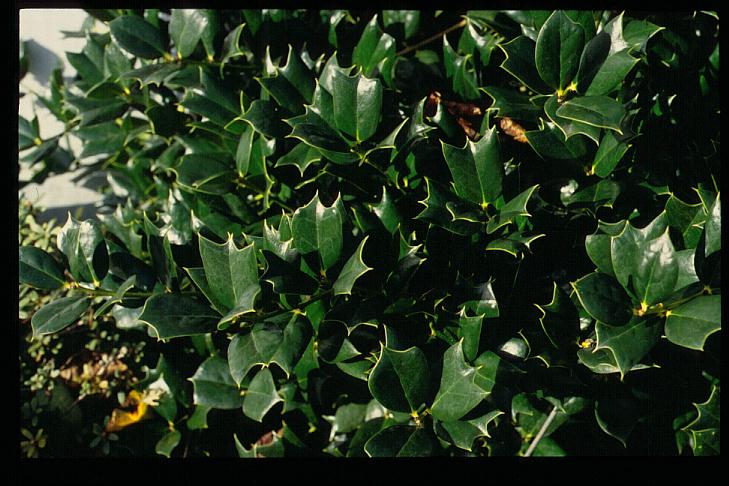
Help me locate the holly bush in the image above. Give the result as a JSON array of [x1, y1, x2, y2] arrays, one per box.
[[18, 9, 720, 457]]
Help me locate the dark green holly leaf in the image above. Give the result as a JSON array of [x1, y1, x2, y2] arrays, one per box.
[[572, 272, 633, 326], [19, 246, 66, 290], [190, 355, 243, 409], [431, 340, 491, 422], [31, 295, 88, 338], [238, 99, 289, 139], [57, 214, 108, 284], [138, 294, 218, 340], [415, 178, 478, 236], [275, 141, 322, 176], [286, 108, 359, 164], [119, 62, 183, 87], [443, 36, 480, 100], [481, 86, 543, 123], [704, 193, 720, 257], [333, 237, 372, 295], [485, 231, 544, 257], [93, 275, 136, 318], [611, 225, 678, 305], [242, 367, 283, 422], [228, 316, 312, 384], [486, 185, 539, 234], [594, 317, 662, 379], [499, 36, 551, 94], [574, 31, 611, 93], [458, 20, 500, 65], [591, 130, 630, 177], [368, 344, 430, 413], [435, 410, 503, 451], [155, 430, 181, 458], [623, 18, 664, 53], [665, 195, 704, 249], [174, 154, 234, 195], [665, 295, 720, 351], [258, 45, 314, 114], [681, 384, 720, 456], [535, 282, 579, 348], [383, 10, 420, 39], [74, 121, 126, 156], [544, 95, 600, 144], [364, 425, 435, 457], [577, 346, 656, 375], [109, 15, 167, 59], [198, 234, 260, 324], [146, 104, 187, 139], [291, 192, 344, 271], [560, 179, 621, 208], [595, 398, 641, 447], [555, 95, 625, 133], [584, 49, 638, 96], [169, 9, 210, 58], [534, 10, 585, 91], [441, 126, 502, 207], [330, 67, 382, 142], [220, 23, 247, 71], [180, 69, 239, 127], [352, 15, 395, 78]]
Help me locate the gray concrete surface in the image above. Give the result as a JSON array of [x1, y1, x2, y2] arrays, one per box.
[[19, 9, 106, 221]]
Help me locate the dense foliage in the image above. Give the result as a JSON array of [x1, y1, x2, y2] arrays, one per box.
[[18, 9, 720, 457]]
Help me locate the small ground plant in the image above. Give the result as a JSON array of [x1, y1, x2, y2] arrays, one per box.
[[18, 9, 719, 457]]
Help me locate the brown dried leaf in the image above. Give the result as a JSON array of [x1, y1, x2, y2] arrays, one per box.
[[499, 117, 528, 143]]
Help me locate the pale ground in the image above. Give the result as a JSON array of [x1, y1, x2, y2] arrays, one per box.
[[19, 9, 105, 220]]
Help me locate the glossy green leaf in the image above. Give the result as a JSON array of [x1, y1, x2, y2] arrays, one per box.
[[190, 355, 243, 410], [415, 178, 479, 236], [594, 317, 662, 378], [242, 367, 283, 422], [275, 141, 322, 176], [572, 272, 633, 326], [93, 275, 137, 318], [499, 36, 551, 94], [383, 10, 420, 39], [535, 11, 585, 91], [555, 95, 625, 133], [681, 384, 720, 455], [333, 236, 373, 295], [591, 130, 630, 177], [544, 95, 601, 144], [57, 214, 107, 284], [174, 154, 234, 195], [577, 347, 656, 375], [535, 282, 579, 348], [291, 192, 344, 271], [704, 193, 720, 257], [595, 398, 641, 447], [31, 295, 88, 338], [19, 246, 65, 290], [155, 429, 182, 458], [258, 45, 314, 113], [431, 340, 490, 422], [352, 15, 395, 77], [665, 295, 721, 351], [239, 99, 289, 139], [611, 226, 678, 305], [583, 49, 638, 96], [364, 425, 435, 457], [436, 410, 503, 451], [138, 294, 218, 340], [368, 344, 430, 413], [228, 316, 311, 384], [574, 31, 611, 93], [109, 15, 167, 59], [443, 36, 480, 100], [481, 86, 543, 122], [441, 126, 502, 207], [330, 67, 382, 142], [198, 234, 260, 322], [623, 19, 664, 53], [169, 9, 209, 58], [486, 185, 539, 234]]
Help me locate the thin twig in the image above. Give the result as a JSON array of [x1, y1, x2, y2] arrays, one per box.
[[524, 405, 559, 457], [396, 18, 468, 57]]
